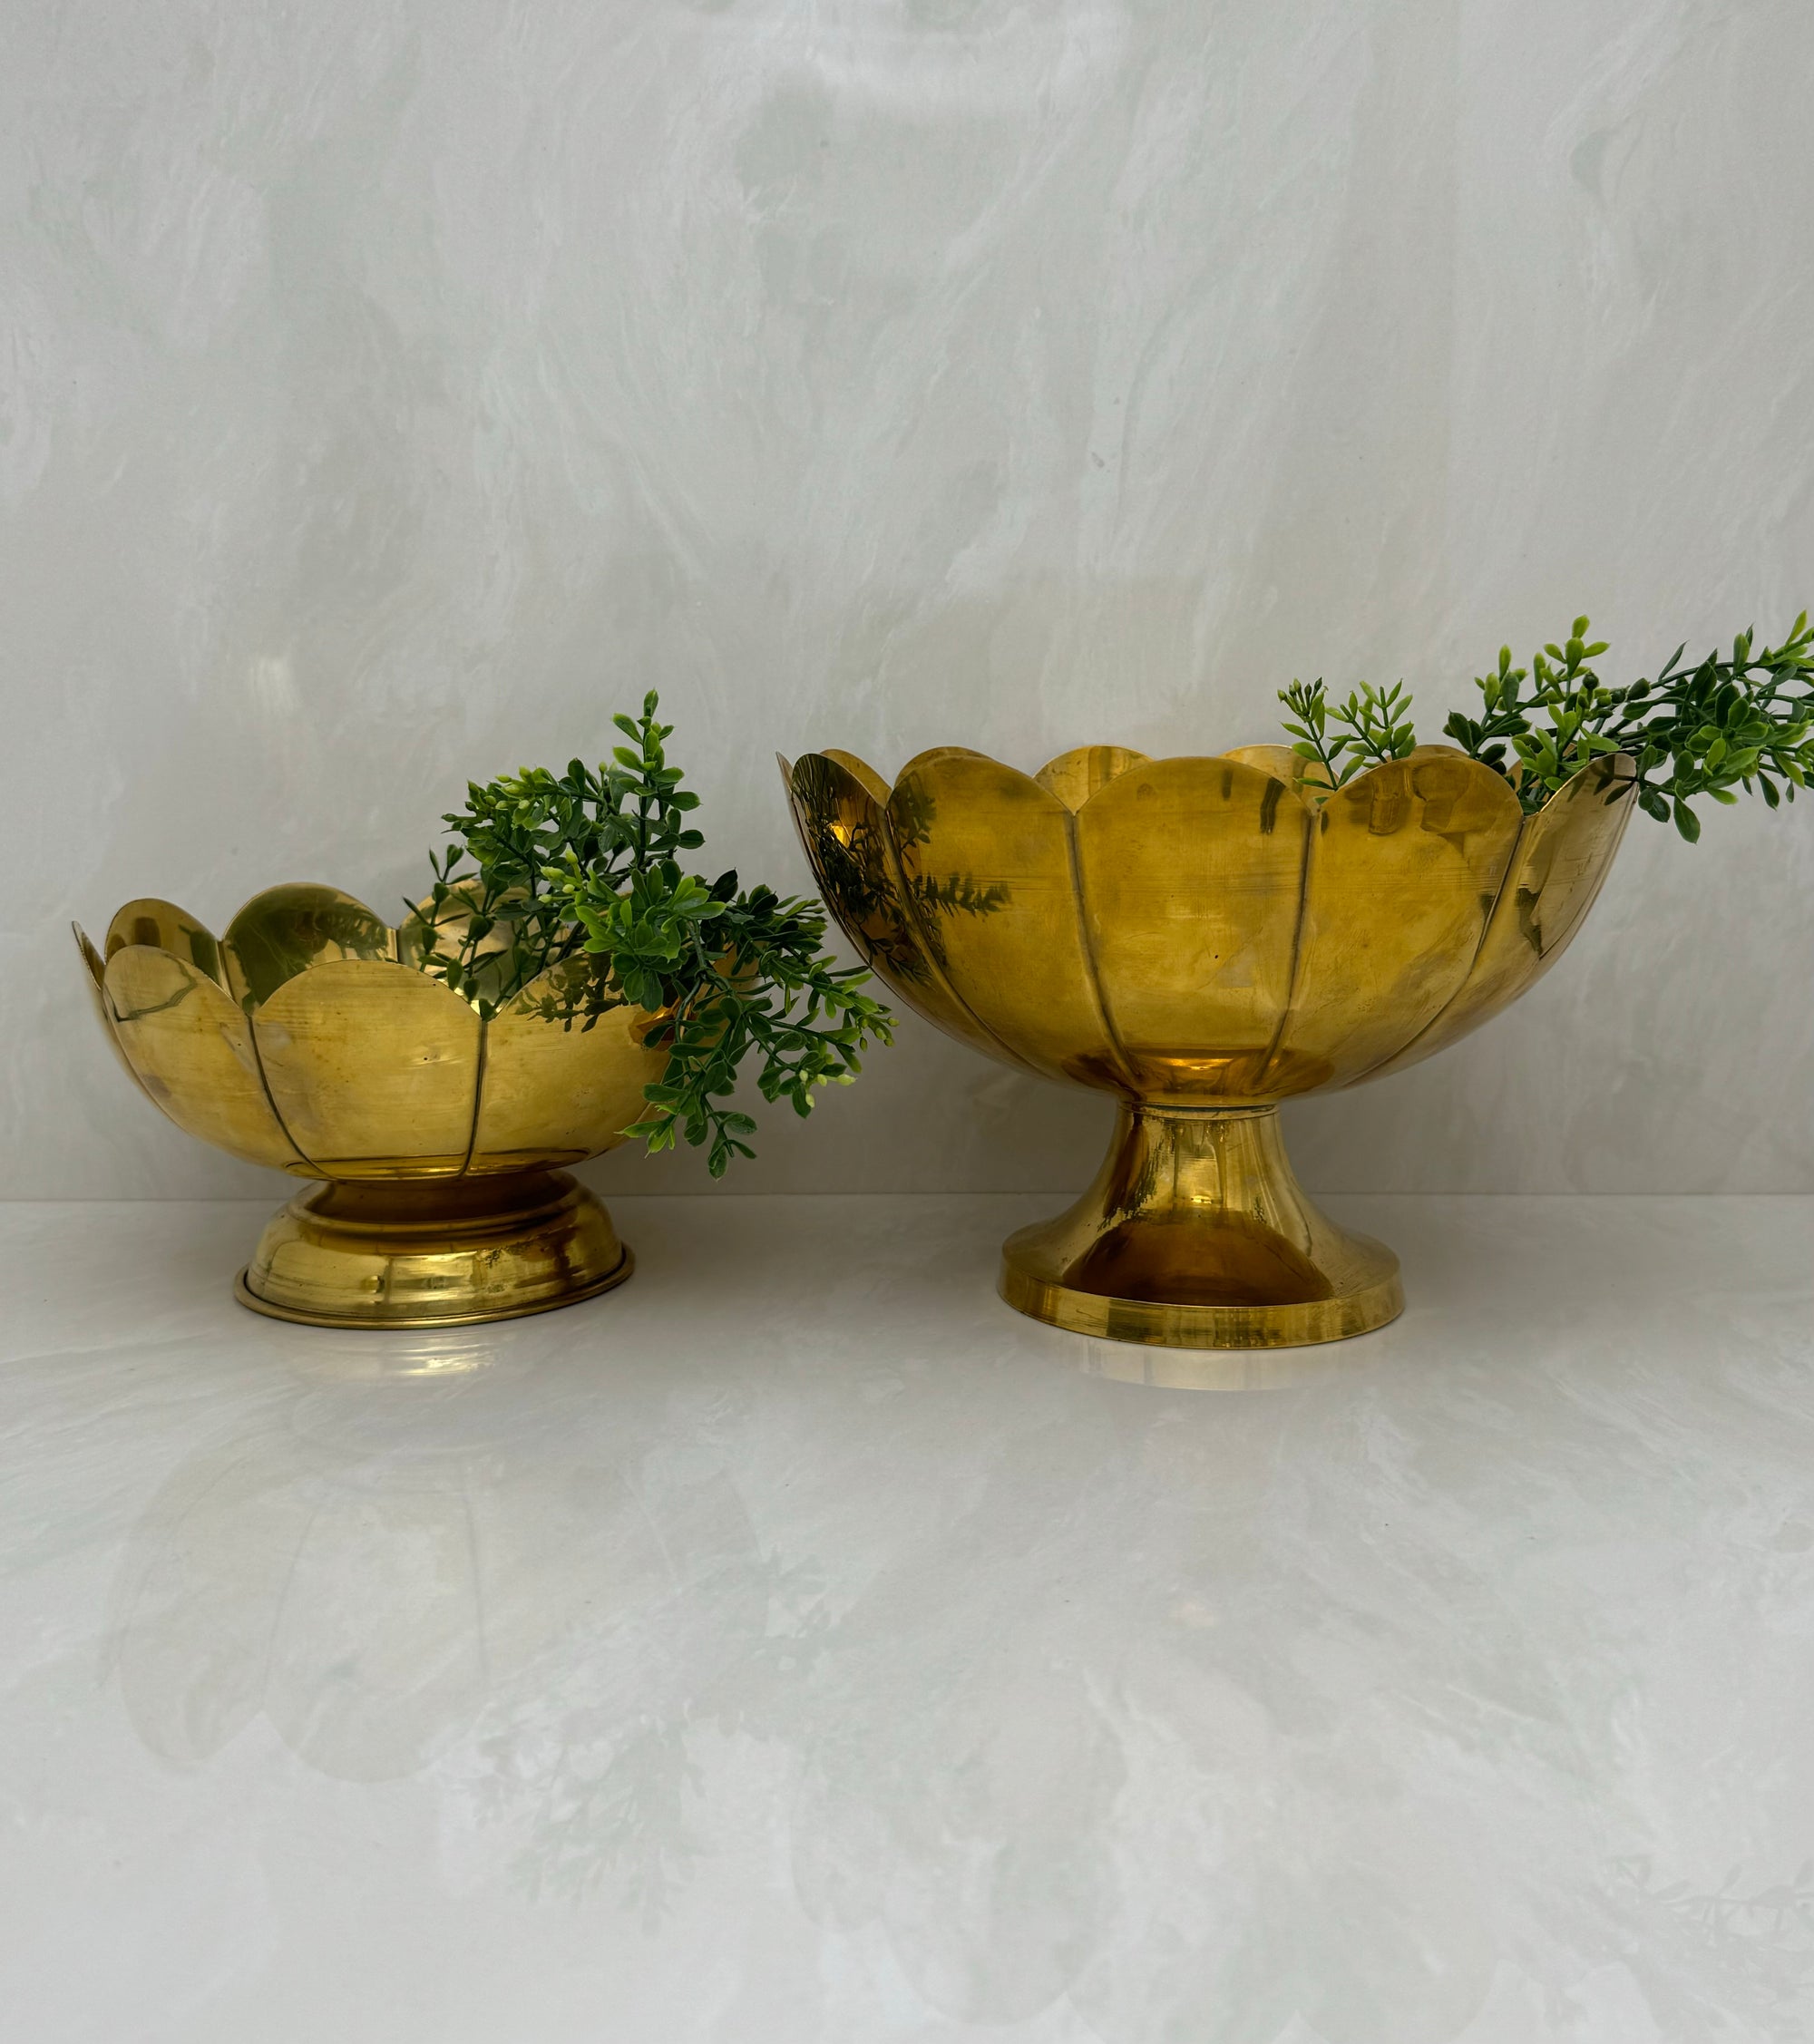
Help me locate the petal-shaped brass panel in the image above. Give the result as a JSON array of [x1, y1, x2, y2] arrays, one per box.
[[1273, 750, 1525, 1089], [75, 922, 107, 992], [102, 898, 224, 985], [1368, 756, 1635, 1082], [818, 747, 893, 805], [251, 959, 480, 1177], [222, 884, 395, 1011], [102, 945, 304, 1169], [75, 923, 153, 1102], [1075, 757, 1307, 1099], [1034, 745, 1149, 811], [887, 751, 1135, 1090], [472, 962, 668, 1172], [785, 752, 1010, 1068]]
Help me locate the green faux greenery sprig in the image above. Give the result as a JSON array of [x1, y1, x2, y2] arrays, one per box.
[[1279, 678, 1417, 787], [408, 695, 892, 1176], [1278, 614, 1814, 838]]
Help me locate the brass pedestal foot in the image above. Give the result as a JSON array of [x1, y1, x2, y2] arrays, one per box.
[[237, 1170, 632, 1329], [1000, 1105, 1402, 1350]]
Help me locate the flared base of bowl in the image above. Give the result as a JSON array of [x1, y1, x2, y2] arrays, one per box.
[[998, 1105, 1403, 1351], [236, 1169, 632, 1329], [1000, 1241, 1402, 1350]]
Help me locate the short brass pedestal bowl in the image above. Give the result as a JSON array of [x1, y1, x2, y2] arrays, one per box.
[[76, 887, 667, 1328], [786, 741, 1634, 1349]]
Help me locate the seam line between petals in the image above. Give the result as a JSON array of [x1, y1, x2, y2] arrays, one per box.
[[460, 1010, 490, 1177], [1255, 788, 1316, 1094], [1344, 790, 1534, 1088], [884, 789, 1048, 1085], [245, 1007, 317, 1173], [1065, 807, 1140, 1096]]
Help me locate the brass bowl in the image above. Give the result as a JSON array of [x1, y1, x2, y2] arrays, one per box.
[[785, 741, 1635, 1350], [75, 885, 668, 1328]]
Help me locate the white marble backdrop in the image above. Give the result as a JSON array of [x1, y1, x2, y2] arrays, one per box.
[[5, 0, 1812, 1199]]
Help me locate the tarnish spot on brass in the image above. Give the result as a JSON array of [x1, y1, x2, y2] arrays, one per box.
[[1259, 778, 1283, 836]]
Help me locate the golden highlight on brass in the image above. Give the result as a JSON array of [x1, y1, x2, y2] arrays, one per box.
[[75, 886, 667, 1326], [785, 740, 1634, 1349]]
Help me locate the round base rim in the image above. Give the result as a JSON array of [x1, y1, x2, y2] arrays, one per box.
[[999, 1252, 1403, 1351], [234, 1246, 634, 1330]]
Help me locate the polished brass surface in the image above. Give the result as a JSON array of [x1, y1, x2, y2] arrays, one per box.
[[1000, 1105, 1402, 1348], [238, 1170, 631, 1329], [787, 741, 1635, 1348], [77, 888, 667, 1326]]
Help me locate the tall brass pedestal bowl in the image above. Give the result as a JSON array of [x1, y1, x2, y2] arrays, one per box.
[[786, 742, 1634, 1350], [76, 887, 667, 1329]]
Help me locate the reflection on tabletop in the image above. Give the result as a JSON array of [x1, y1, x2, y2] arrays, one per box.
[[82, 1197, 1814, 2041]]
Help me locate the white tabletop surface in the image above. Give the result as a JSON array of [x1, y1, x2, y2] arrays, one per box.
[[2, 1192, 1811, 2044]]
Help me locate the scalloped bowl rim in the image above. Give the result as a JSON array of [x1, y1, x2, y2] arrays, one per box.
[[785, 739, 1634, 823], [86, 881, 642, 1020]]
